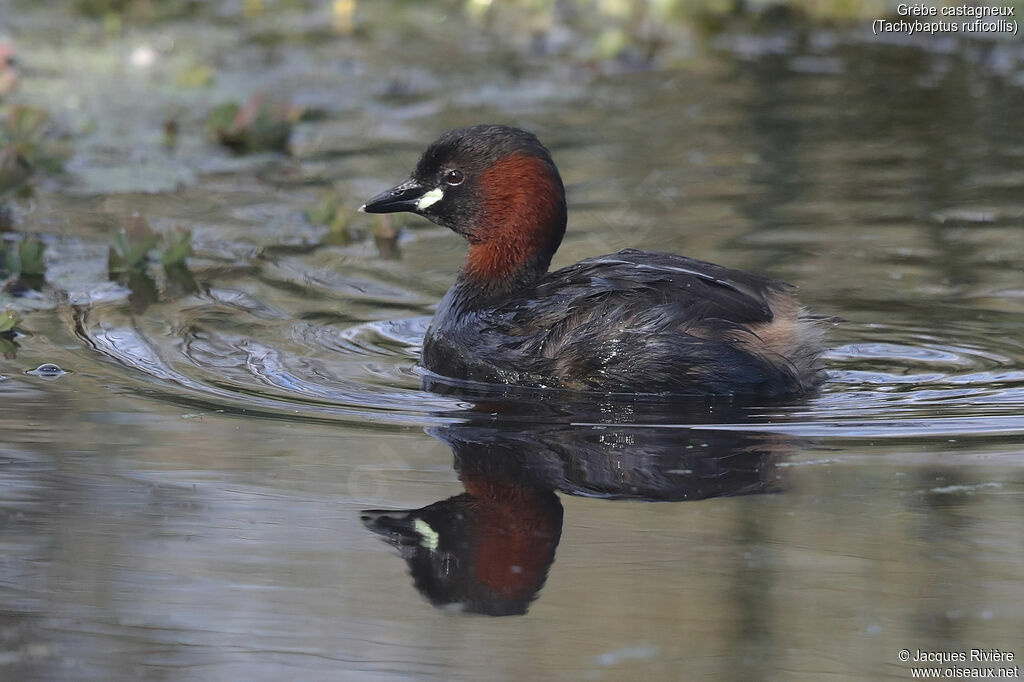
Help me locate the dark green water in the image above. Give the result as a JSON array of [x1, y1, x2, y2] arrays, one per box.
[[1, 1, 1023, 680]]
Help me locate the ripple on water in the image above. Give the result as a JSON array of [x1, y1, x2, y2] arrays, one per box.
[[72, 303, 460, 424], [815, 319, 1024, 426], [65, 289, 1024, 440]]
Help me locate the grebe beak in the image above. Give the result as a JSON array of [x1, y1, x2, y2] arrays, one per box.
[[360, 178, 437, 214], [361, 509, 436, 551]]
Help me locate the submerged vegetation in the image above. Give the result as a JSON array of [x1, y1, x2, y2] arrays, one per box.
[[206, 94, 301, 155], [0, 0, 1016, 309], [0, 307, 17, 357], [306, 191, 401, 257], [0, 106, 69, 198], [0, 236, 36, 355], [1, 235, 45, 279], [305, 192, 356, 242], [107, 216, 191, 275], [1, 234, 46, 294], [0, 235, 44, 356], [106, 216, 196, 314], [71, 0, 203, 25]]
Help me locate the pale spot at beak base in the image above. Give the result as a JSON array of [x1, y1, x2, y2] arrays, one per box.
[[414, 518, 440, 550], [416, 188, 444, 210]]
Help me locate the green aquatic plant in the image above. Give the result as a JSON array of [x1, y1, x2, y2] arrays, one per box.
[[306, 191, 354, 242], [106, 219, 195, 313], [108, 216, 193, 275], [72, 0, 203, 22], [1, 235, 46, 291], [108, 215, 159, 274], [72, 0, 133, 17], [306, 191, 402, 257], [0, 105, 70, 196], [0, 306, 18, 334], [0, 305, 23, 358], [7, 235, 45, 277], [206, 94, 301, 154], [159, 228, 192, 267]]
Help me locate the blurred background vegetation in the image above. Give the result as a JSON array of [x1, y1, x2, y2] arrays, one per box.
[[1, 0, 1021, 339]]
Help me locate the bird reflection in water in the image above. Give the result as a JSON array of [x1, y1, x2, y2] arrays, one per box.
[[362, 394, 800, 616]]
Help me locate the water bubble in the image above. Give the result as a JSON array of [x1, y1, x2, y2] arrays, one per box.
[[25, 363, 69, 379]]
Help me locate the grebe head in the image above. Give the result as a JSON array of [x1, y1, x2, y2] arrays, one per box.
[[362, 124, 567, 289]]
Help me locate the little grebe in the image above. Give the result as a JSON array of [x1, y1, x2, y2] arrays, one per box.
[[362, 125, 828, 397]]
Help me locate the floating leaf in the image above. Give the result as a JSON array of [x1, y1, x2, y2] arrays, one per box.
[[0, 105, 70, 195], [159, 228, 192, 266], [0, 235, 46, 282], [206, 102, 240, 135], [17, 236, 44, 276], [206, 93, 301, 154], [108, 214, 158, 274], [0, 307, 19, 334], [306, 192, 353, 236]]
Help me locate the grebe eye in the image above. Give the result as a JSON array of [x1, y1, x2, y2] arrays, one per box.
[[444, 169, 464, 186]]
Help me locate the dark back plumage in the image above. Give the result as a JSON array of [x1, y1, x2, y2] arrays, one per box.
[[426, 248, 827, 396]]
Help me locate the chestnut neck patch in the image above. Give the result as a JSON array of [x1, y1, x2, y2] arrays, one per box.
[[463, 152, 566, 290]]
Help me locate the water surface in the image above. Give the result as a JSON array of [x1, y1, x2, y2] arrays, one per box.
[[1, 2, 1023, 680]]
